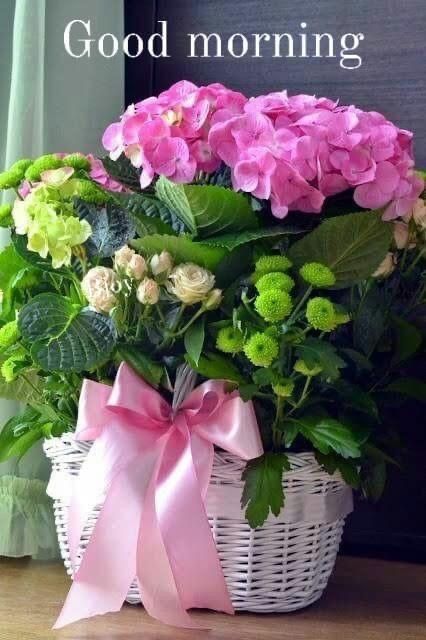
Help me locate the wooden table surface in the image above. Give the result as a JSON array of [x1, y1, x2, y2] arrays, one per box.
[[0, 556, 425, 640]]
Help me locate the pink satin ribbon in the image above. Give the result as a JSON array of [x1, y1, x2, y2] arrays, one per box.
[[54, 363, 263, 629]]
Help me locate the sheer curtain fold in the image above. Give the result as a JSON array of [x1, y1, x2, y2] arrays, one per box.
[[0, 0, 124, 559]]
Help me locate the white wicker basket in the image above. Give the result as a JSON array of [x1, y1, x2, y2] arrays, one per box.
[[44, 434, 352, 613]]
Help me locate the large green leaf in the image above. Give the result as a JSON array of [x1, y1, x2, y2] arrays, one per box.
[[0, 244, 28, 319], [18, 293, 117, 372], [0, 371, 41, 404], [241, 453, 290, 528], [295, 338, 346, 380], [289, 413, 362, 458], [155, 177, 258, 237], [117, 344, 163, 388], [117, 192, 185, 234], [289, 211, 392, 288], [185, 352, 246, 384], [75, 199, 136, 258], [132, 234, 226, 271], [200, 225, 303, 250]]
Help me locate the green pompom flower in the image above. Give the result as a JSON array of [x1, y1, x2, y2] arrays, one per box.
[[62, 153, 91, 171], [244, 332, 279, 367], [255, 272, 295, 294], [0, 352, 27, 383], [306, 297, 336, 331], [0, 204, 13, 228], [272, 378, 295, 398], [10, 159, 33, 178], [300, 262, 336, 287], [61, 179, 108, 204], [0, 169, 23, 190], [0, 321, 20, 351], [293, 359, 322, 377], [255, 254, 292, 275], [25, 155, 63, 182], [255, 290, 293, 322], [216, 326, 244, 354]]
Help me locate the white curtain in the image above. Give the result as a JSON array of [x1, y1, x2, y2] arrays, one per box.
[[0, 0, 124, 558]]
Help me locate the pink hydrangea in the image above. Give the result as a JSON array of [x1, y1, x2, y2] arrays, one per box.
[[102, 82, 424, 220], [86, 154, 127, 193]]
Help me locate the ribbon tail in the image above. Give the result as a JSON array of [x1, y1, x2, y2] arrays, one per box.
[[54, 456, 153, 629]]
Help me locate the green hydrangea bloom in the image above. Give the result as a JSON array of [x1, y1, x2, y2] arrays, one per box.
[[255, 290, 293, 322], [25, 155, 63, 182], [255, 271, 295, 294], [306, 297, 336, 331], [272, 378, 295, 398], [0, 168, 23, 190], [0, 204, 13, 228], [244, 332, 279, 367], [255, 254, 292, 275], [293, 359, 322, 377], [0, 321, 20, 351], [216, 326, 244, 354], [300, 262, 336, 287], [0, 352, 27, 383], [62, 153, 91, 171], [10, 159, 33, 178]]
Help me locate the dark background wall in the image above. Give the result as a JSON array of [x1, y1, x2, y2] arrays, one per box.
[[124, 0, 426, 561]]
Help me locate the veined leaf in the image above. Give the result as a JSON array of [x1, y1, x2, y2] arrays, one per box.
[[241, 453, 290, 528], [0, 371, 41, 404], [155, 177, 258, 238], [290, 413, 362, 458], [185, 352, 246, 384], [75, 199, 136, 258], [132, 234, 226, 271], [289, 211, 392, 288], [116, 192, 185, 234], [101, 155, 141, 190], [200, 225, 304, 250], [295, 338, 346, 380], [18, 293, 117, 372], [184, 318, 205, 366]]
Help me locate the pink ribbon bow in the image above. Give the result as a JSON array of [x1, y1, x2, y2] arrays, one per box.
[[54, 363, 263, 629]]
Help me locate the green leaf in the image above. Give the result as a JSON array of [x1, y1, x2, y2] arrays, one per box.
[[200, 225, 303, 251], [290, 413, 362, 458], [353, 284, 390, 357], [0, 371, 41, 403], [340, 348, 373, 372], [117, 344, 163, 388], [391, 317, 423, 366], [362, 458, 386, 501], [383, 377, 426, 404], [116, 192, 185, 234], [155, 177, 258, 238], [0, 407, 42, 462], [332, 380, 379, 420], [315, 451, 360, 488], [241, 453, 290, 528], [295, 338, 346, 380], [131, 234, 227, 271], [18, 293, 117, 372], [238, 384, 259, 401], [289, 211, 392, 288], [185, 352, 246, 384], [74, 199, 136, 258], [0, 244, 28, 319], [252, 368, 278, 386], [101, 155, 141, 190], [184, 318, 205, 366]]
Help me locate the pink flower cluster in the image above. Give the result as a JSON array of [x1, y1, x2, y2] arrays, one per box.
[[86, 154, 126, 193], [103, 81, 423, 220], [102, 81, 246, 188]]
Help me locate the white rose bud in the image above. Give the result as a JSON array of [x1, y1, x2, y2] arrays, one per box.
[[203, 288, 223, 310], [412, 198, 426, 231], [114, 245, 135, 270], [373, 252, 396, 278], [81, 267, 118, 313], [136, 278, 160, 305], [167, 263, 215, 305], [126, 254, 146, 281], [393, 222, 416, 250], [150, 250, 173, 278]]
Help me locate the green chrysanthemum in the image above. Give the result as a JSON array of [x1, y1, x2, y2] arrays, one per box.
[[216, 326, 244, 354], [300, 262, 336, 287], [25, 154, 63, 182], [62, 179, 108, 204], [0, 168, 23, 190], [62, 153, 91, 171], [0, 321, 20, 351], [255, 271, 295, 294], [0, 352, 27, 383], [244, 332, 279, 367], [10, 158, 33, 178], [255, 290, 293, 322], [272, 378, 295, 398], [293, 359, 322, 377], [255, 254, 292, 275], [0, 204, 13, 228], [306, 297, 336, 331]]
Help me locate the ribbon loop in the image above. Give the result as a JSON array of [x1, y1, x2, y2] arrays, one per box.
[[55, 363, 263, 629]]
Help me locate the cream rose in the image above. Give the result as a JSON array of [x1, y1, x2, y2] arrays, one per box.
[[373, 252, 396, 278], [114, 245, 135, 269], [150, 250, 173, 278], [115, 246, 146, 280], [167, 263, 215, 305], [81, 267, 118, 313], [136, 278, 160, 305]]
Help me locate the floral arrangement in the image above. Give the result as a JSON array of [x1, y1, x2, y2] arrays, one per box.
[[0, 81, 424, 529]]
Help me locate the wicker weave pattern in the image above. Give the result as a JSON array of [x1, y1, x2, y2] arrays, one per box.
[[44, 434, 350, 613]]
